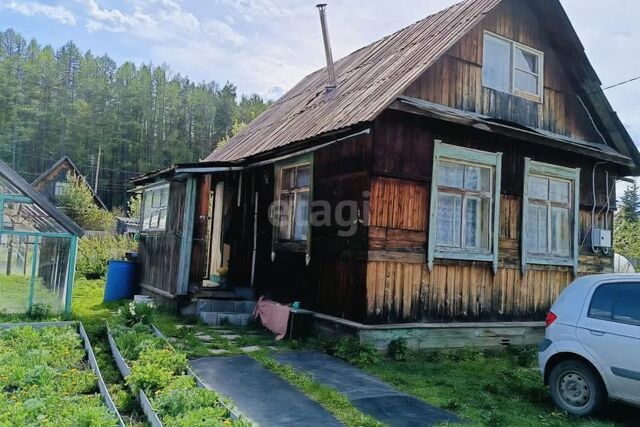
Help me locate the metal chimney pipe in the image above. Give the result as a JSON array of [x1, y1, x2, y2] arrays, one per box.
[[316, 4, 337, 91]]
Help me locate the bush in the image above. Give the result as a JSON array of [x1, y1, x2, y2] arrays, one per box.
[[387, 338, 409, 361], [116, 301, 156, 327], [29, 302, 52, 320], [320, 336, 381, 366], [77, 235, 136, 279], [57, 173, 116, 232]]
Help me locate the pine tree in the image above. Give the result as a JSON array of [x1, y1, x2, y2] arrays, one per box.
[[619, 181, 640, 221], [0, 28, 269, 208]]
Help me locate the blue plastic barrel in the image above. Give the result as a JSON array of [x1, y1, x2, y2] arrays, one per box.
[[104, 260, 138, 302]]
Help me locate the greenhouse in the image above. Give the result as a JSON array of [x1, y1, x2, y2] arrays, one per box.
[[0, 161, 83, 314]]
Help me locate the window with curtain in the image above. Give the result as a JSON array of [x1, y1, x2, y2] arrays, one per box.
[[142, 184, 169, 231], [428, 142, 502, 271], [436, 161, 493, 253], [526, 175, 572, 257], [522, 159, 579, 270], [277, 163, 310, 242], [483, 32, 544, 101]]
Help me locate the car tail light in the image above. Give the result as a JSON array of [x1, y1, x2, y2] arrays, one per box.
[[546, 311, 558, 327]]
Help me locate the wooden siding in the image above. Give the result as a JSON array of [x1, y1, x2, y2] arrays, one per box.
[[138, 180, 186, 298], [403, 0, 601, 144], [365, 111, 614, 323]]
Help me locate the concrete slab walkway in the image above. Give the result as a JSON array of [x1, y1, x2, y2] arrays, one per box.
[[274, 351, 459, 427], [190, 355, 342, 427]]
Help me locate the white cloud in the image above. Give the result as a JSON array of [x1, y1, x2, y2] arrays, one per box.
[[0, 1, 76, 25], [204, 20, 247, 47], [215, 0, 293, 22]]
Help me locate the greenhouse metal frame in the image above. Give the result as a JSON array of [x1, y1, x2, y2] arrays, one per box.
[[0, 161, 83, 314]]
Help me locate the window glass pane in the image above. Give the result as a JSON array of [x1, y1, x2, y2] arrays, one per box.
[[152, 189, 162, 208], [3, 202, 66, 233], [438, 162, 464, 189], [589, 284, 617, 320], [613, 285, 640, 325], [483, 34, 511, 93], [436, 193, 461, 247], [296, 166, 311, 188], [158, 209, 167, 230], [464, 197, 490, 250], [281, 168, 295, 191], [515, 48, 538, 74], [551, 207, 570, 256], [160, 187, 169, 207], [293, 192, 309, 241], [278, 193, 294, 240], [526, 204, 547, 254], [464, 166, 491, 192], [549, 179, 570, 204], [150, 211, 160, 228], [514, 70, 538, 95], [528, 176, 549, 200]]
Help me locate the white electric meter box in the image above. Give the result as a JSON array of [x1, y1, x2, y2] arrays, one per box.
[[591, 229, 612, 248]]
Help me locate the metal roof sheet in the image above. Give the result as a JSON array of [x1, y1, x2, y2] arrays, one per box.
[[206, 0, 502, 162]]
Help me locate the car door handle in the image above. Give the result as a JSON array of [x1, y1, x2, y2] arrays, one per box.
[[589, 329, 606, 336]]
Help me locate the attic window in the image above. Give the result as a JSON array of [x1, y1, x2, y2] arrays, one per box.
[[483, 32, 544, 102]]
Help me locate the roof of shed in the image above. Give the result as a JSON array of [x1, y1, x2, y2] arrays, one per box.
[[32, 156, 107, 210], [206, 0, 503, 162]]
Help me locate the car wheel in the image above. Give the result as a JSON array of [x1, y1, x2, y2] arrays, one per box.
[[549, 360, 606, 416]]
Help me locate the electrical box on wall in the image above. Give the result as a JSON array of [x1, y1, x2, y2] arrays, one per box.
[[591, 229, 612, 249]]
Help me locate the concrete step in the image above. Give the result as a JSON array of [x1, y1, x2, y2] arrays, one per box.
[[199, 311, 252, 327], [197, 299, 256, 315]]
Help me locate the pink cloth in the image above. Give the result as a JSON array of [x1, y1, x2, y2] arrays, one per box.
[[253, 296, 290, 340]]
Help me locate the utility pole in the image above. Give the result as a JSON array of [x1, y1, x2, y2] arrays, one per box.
[[94, 145, 101, 193]]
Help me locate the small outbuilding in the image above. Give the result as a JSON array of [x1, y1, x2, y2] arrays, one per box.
[[0, 160, 83, 314], [32, 156, 107, 210]]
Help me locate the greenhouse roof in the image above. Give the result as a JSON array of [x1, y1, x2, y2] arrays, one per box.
[[0, 160, 84, 237]]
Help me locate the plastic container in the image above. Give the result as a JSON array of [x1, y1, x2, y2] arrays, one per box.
[[103, 260, 138, 302]]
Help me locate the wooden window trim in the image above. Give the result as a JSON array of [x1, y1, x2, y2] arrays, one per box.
[[483, 31, 545, 104], [141, 182, 170, 233], [271, 154, 313, 264], [522, 159, 580, 275], [427, 141, 503, 273]]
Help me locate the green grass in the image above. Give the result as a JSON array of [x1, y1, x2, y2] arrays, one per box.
[[70, 278, 148, 427], [0, 274, 64, 314], [153, 320, 381, 427], [362, 347, 637, 427], [251, 351, 383, 427]]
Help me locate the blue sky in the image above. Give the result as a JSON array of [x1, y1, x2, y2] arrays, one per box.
[[0, 0, 638, 145]]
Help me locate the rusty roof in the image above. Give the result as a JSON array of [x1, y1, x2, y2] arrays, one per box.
[[206, 0, 502, 162]]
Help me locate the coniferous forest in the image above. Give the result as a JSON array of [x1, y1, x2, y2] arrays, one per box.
[[0, 28, 270, 208]]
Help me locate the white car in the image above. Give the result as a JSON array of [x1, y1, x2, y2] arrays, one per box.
[[539, 274, 640, 416]]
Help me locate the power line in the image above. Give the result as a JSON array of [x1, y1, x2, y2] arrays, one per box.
[[584, 75, 640, 96]]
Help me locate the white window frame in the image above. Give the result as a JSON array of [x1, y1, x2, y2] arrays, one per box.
[[141, 182, 170, 232], [276, 162, 311, 243], [483, 31, 545, 103], [54, 182, 69, 197], [427, 141, 503, 273], [522, 159, 580, 275]]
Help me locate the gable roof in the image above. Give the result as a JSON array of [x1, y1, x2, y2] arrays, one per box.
[[207, 0, 502, 162], [0, 160, 84, 236], [32, 157, 107, 210], [205, 0, 639, 174]]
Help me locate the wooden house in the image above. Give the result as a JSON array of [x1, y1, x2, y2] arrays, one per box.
[[32, 157, 107, 210], [132, 0, 640, 341]]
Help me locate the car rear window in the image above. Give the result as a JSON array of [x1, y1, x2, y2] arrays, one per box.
[[588, 283, 640, 326]]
